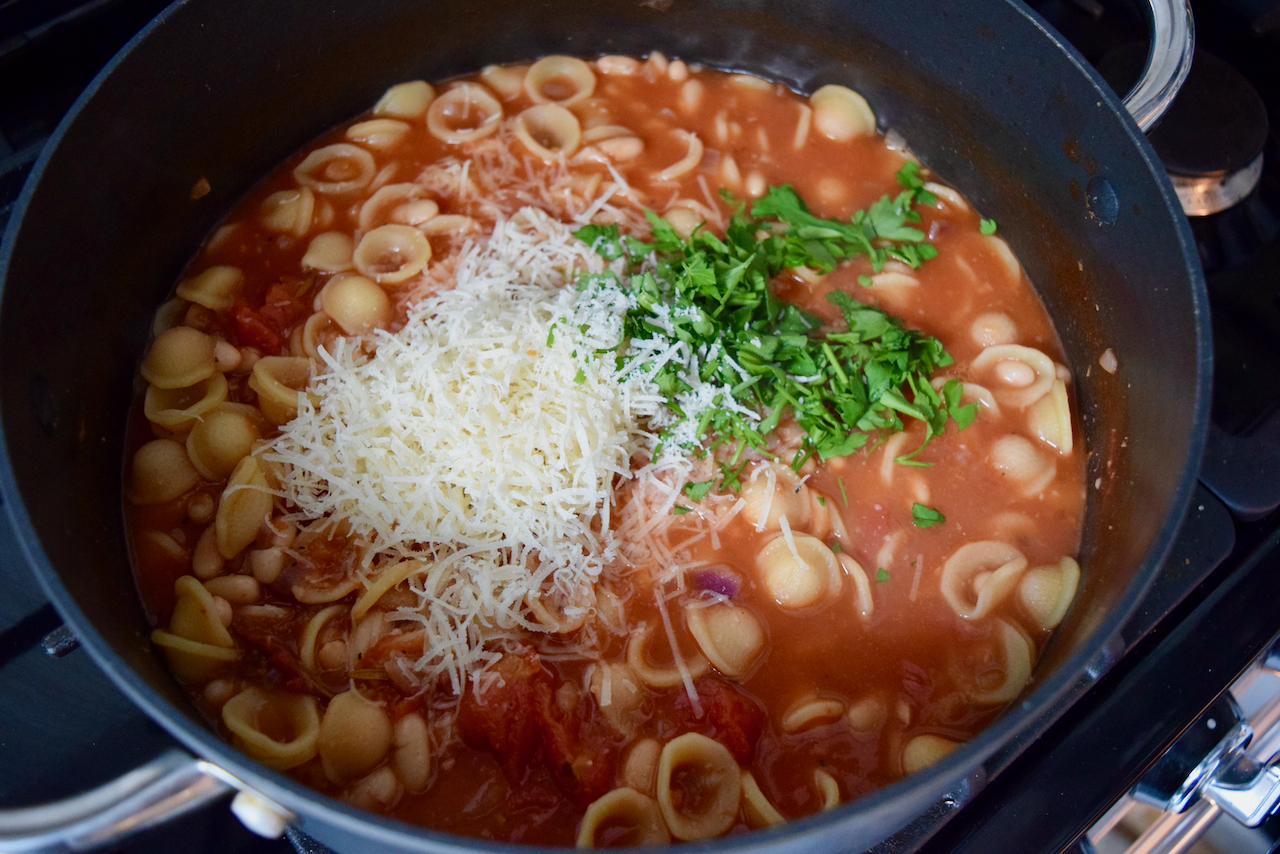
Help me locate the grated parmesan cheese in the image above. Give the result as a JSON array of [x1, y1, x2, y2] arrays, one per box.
[[265, 209, 664, 692]]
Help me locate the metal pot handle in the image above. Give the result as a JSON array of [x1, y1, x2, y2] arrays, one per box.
[[0, 748, 295, 853], [1123, 0, 1195, 132]]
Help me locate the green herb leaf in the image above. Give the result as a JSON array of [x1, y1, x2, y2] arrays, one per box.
[[574, 367, 586, 385], [979, 218, 998, 235], [576, 182, 965, 465], [911, 502, 946, 528], [875, 567, 891, 582], [830, 539, 842, 553], [682, 480, 716, 502], [671, 505, 692, 515]]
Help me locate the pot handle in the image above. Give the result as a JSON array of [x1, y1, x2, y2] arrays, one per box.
[[1123, 0, 1194, 132], [0, 749, 295, 852]]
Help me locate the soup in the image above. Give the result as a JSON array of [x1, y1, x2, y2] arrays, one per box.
[[125, 53, 1085, 845]]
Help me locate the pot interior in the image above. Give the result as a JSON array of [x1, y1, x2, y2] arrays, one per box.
[[0, 0, 1207, 849]]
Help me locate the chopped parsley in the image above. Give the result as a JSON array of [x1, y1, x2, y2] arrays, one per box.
[[875, 567, 891, 582], [911, 502, 946, 528], [575, 167, 975, 469], [682, 479, 716, 502], [979, 218, 998, 235]]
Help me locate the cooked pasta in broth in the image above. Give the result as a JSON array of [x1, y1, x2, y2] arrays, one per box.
[[126, 52, 1086, 845]]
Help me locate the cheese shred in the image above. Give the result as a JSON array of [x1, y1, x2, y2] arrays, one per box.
[[265, 209, 664, 691]]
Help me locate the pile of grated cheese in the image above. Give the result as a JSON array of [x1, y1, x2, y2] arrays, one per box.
[[264, 208, 665, 692]]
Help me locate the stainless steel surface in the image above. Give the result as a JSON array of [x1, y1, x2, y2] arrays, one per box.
[[0, 750, 232, 853], [1172, 154, 1266, 216]]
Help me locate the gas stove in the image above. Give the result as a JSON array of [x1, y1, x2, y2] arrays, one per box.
[[2, 1, 1280, 852]]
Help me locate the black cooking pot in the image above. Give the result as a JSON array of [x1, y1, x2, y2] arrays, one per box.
[[0, 0, 1209, 851]]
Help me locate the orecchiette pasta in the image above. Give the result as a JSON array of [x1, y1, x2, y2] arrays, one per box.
[[373, 80, 434, 118], [352, 224, 431, 285], [294, 143, 377, 195], [129, 439, 200, 504], [684, 602, 765, 678], [940, 541, 1029, 620], [902, 734, 960, 774], [140, 326, 218, 389], [1018, 557, 1081, 631], [971, 343, 1056, 409], [259, 187, 315, 237], [514, 104, 582, 160], [222, 686, 320, 770], [626, 622, 710, 689], [740, 771, 785, 828], [524, 55, 596, 106], [756, 533, 842, 610], [577, 787, 669, 847], [215, 455, 274, 559], [302, 232, 355, 272], [426, 83, 503, 144], [175, 265, 242, 312], [656, 733, 741, 840]]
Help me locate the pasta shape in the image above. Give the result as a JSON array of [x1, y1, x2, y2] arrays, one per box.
[[302, 232, 354, 272], [426, 83, 503, 144], [294, 143, 377, 195], [140, 327, 218, 389], [1018, 557, 1081, 631], [319, 275, 392, 335], [656, 733, 741, 840], [626, 622, 709, 690], [970, 344, 1055, 409], [514, 104, 582, 161], [248, 356, 312, 425], [260, 187, 315, 237], [740, 771, 785, 828], [524, 55, 596, 107], [740, 462, 811, 532], [940, 541, 1028, 620], [129, 439, 200, 505], [143, 373, 228, 434], [373, 80, 434, 119], [577, 787, 669, 847], [1027, 379, 1074, 455], [684, 602, 765, 678], [176, 266, 242, 312], [352, 224, 431, 286], [756, 533, 842, 610], [215, 455, 274, 559], [781, 696, 846, 734], [902, 734, 960, 774], [222, 686, 320, 770]]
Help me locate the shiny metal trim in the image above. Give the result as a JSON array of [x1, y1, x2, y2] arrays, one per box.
[[0, 750, 232, 853], [1172, 154, 1265, 216]]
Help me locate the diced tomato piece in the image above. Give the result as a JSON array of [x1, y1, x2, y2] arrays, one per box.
[[672, 677, 766, 762], [258, 279, 311, 330], [457, 650, 617, 804], [458, 651, 546, 782], [230, 300, 284, 353]]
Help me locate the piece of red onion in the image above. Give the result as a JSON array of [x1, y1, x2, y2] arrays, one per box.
[[691, 567, 741, 598]]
